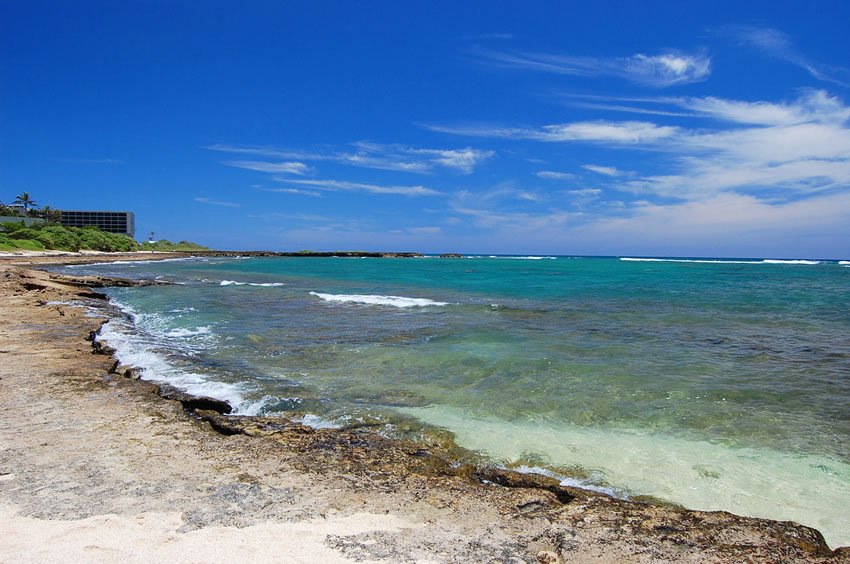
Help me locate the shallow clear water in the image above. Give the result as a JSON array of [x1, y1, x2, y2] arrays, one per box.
[[65, 256, 850, 546]]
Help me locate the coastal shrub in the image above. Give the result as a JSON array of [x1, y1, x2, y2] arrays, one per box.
[[76, 226, 137, 252], [0, 236, 44, 251], [0, 223, 138, 252], [0, 221, 29, 233], [0, 221, 205, 253], [140, 239, 210, 251], [41, 225, 82, 251]]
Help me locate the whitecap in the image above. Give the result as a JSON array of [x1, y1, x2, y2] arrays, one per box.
[[513, 465, 619, 497], [620, 257, 760, 264], [97, 318, 250, 411], [761, 259, 820, 265], [163, 326, 212, 338], [309, 291, 449, 308], [499, 256, 557, 260], [295, 413, 344, 430], [65, 257, 201, 268], [220, 280, 286, 287]]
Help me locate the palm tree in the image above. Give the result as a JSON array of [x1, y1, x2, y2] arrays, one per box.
[[40, 205, 61, 223], [14, 192, 38, 214]]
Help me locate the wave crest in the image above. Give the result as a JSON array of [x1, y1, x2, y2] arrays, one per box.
[[309, 291, 449, 308]]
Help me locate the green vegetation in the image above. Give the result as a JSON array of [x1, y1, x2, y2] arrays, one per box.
[[0, 204, 23, 217], [1, 193, 210, 252], [14, 192, 38, 213], [139, 239, 210, 252], [0, 222, 139, 252]]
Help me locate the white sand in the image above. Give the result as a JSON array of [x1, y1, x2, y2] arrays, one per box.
[[0, 506, 421, 563]]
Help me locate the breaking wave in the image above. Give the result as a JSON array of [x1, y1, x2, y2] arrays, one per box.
[[219, 280, 287, 287], [309, 292, 449, 308]]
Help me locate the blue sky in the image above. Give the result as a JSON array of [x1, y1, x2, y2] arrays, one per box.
[[2, 1, 849, 257]]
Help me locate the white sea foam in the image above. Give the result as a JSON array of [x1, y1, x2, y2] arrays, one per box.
[[98, 320, 249, 410], [620, 257, 822, 265], [65, 257, 201, 268], [295, 413, 344, 430], [620, 257, 760, 264], [237, 394, 298, 416], [762, 259, 821, 265], [400, 404, 850, 549], [513, 465, 618, 497], [163, 326, 212, 338], [838, 260, 849, 265], [498, 256, 557, 260], [97, 298, 264, 414], [219, 280, 286, 287], [309, 292, 449, 308]]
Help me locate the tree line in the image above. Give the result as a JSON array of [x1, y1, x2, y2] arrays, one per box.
[[0, 192, 61, 222]]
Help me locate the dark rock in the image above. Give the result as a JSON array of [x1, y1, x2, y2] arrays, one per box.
[[196, 411, 312, 436], [476, 467, 576, 504], [157, 385, 232, 414]]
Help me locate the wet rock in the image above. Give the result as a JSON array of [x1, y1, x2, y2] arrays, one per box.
[[476, 468, 576, 504], [157, 385, 232, 414], [90, 340, 116, 356], [196, 411, 313, 436]]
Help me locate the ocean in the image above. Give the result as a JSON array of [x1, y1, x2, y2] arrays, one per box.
[[63, 255, 850, 547]]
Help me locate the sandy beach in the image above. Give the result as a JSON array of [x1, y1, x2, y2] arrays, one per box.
[[1, 253, 847, 563]]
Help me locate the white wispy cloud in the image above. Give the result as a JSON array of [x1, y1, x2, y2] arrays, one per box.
[[536, 170, 574, 180], [450, 205, 571, 231], [605, 93, 850, 202], [475, 47, 711, 87], [223, 160, 312, 174], [566, 101, 696, 118], [721, 25, 849, 87], [194, 197, 240, 208], [405, 146, 495, 173], [274, 178, 443, 197], [582, 164, 621, 176], [678, 89, 850, 125], [567, 191, 850, 257], [568, 188, 602, 197], [442, 90, 850, 206], [204, 144, 295, 157], [261, 187, 324, 198], [207, 142, 493, 174], [559, 90, 850, 126], [425, 120, 678, 143]]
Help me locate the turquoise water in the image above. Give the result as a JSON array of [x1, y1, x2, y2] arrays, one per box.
[[66, 256, 850, 546]]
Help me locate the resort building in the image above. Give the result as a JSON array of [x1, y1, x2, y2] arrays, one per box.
[[59, 210, 135, 237]]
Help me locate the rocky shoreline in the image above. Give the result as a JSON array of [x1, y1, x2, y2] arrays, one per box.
[[1, 254, 848, 562]]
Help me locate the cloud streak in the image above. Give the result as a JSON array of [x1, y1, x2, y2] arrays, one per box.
[[194, 197, 240, 208], [536, 171, 574, 180], [223, 160, 312, 174], [475, 47, 711, 87], [274, 178, 443, 197], [207, 142, 493, 174], [721, 25, 849, 87], [582, 164, 621, 176], [425, 120, 678, 144]]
